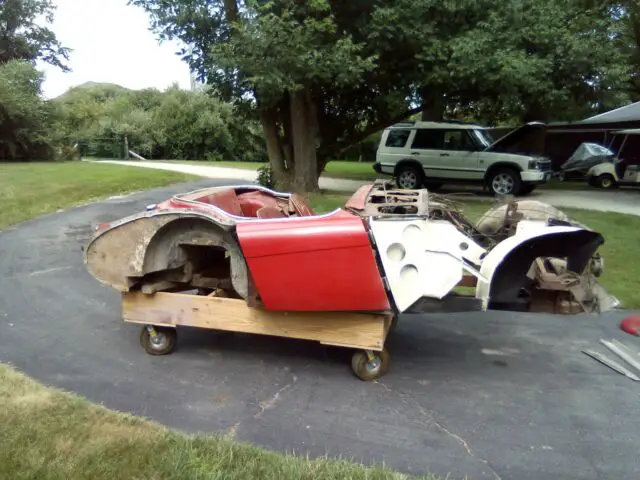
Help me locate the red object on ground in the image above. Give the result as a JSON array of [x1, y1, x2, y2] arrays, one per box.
[[236, 210, 390, 312], [620, 315, 640, 336]]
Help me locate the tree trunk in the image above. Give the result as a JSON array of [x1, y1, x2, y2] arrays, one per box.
[[522, 101, 548, 123], [290, 89, 319, 193], [223, 0, 239, 22], [258, 89, 319, 194], [259, 108, 292, 190], [420, 87, 444, 121]]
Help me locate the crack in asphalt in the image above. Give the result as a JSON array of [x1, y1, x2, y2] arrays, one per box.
[[226, 375, 298, 438], [376, 380, 502, 480], [254, 375, 298, 419]]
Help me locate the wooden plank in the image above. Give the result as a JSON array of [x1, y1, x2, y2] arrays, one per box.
[[122, 291, 390, 350]]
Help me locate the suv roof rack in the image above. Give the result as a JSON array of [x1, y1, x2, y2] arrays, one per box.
[[390, 119, 481, 128], [436, 119, 479, 125]]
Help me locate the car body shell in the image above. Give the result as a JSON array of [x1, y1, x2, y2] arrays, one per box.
[[84, 182, 618, 316]]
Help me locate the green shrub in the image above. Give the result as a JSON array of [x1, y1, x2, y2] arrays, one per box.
[[256, 163, 274, 188]]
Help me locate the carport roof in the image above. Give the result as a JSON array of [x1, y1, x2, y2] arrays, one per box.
[[580, 101, 640, 124]]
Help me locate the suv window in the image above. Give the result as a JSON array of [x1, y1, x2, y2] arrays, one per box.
[[411, 129, 443, 149], [443, 130, 475, 151], [385, 129, 411, 148]]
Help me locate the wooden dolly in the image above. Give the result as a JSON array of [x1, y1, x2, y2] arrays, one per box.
[[122, 291, 395, 381]]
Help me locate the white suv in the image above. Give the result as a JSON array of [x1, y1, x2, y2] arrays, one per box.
[[374, 120, 552, 195]]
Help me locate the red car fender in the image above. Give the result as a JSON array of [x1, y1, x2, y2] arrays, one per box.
[[236, 209, 391, 312]]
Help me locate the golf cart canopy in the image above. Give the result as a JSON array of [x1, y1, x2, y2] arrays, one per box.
[[560, 142, 616, 173], [613, 128, 640, 135]]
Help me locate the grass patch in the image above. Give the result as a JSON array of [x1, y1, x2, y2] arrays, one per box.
[[0, 162, 198, 229], [0, 363, 429, 480], [164, 159, 379, 181], [537, 179, 592, 191], [308, 193, 639, 309], [324, 161, 378, 181]]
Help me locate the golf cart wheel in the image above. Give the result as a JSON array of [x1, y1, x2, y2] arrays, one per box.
[[488, 168, 521, 196], [351, 349, 390, 381], [140, 325, 177, 356], [395, 164, 423, 189], [596, 174, 617, 189]]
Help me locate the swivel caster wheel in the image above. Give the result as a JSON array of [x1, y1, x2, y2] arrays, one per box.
[[351, 349, 390, 381], [140, 325, 177, 356]]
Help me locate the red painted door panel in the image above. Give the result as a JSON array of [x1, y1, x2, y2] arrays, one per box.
[[236, 211, 390, 312]]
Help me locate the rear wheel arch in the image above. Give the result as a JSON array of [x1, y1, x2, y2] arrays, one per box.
[[141, 217, 250, 299]]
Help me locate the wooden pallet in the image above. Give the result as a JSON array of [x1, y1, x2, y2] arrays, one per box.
[[122, 291, 394, 380]]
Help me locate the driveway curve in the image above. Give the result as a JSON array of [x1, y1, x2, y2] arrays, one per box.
[[93, 159, 640, 216], [1, 179, 639, 480]]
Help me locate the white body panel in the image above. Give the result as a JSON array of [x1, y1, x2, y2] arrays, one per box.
[[475, 225, 582, 308], [587, 162, 618, 180], [369, 218, 486, 312]]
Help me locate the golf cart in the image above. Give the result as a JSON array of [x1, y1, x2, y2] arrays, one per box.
[[586, 129, 640, 189], [557, 142, 617, 182]]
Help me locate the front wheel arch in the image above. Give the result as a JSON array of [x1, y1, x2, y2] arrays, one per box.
[[485, 166, 522, 196]]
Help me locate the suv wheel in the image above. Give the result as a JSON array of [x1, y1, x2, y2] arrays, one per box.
[[396, 165, 423, 189], [489, 168, 521, 196]]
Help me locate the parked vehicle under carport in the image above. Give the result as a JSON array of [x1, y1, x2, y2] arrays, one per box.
[[556, 142, 617, 182], [585, 129, 640, 189]]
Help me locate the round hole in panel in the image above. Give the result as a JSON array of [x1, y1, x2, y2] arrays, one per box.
[[403, 224, 423, 249], [386, 243, 406, 262], [400, 264, 419, 285]]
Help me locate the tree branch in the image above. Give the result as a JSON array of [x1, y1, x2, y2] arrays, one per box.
[[326, 105, 424, 157]]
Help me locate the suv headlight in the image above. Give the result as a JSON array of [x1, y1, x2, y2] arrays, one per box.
[[528, 159, 538, 169]]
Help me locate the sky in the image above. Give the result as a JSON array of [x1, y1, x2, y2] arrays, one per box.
[[37, 0, 192, 99]]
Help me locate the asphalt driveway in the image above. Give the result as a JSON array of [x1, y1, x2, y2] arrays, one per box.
[[1, 179, 638, 480]]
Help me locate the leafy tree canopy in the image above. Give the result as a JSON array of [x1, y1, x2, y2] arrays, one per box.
[[0, 60, 54, 160], [50, 83, 267, 162], [0, 0, 71, 70], [128, 0, 632, 191]]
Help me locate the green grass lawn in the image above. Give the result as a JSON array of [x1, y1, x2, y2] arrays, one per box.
[[0, 363, 424, 480], [0, 162, 198, 229]]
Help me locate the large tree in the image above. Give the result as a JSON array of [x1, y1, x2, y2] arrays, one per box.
[[0, 0, 71, 70], [610, 1, 640, 102], [130, 0, 629, 191], [0, 60, 54, 160]]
